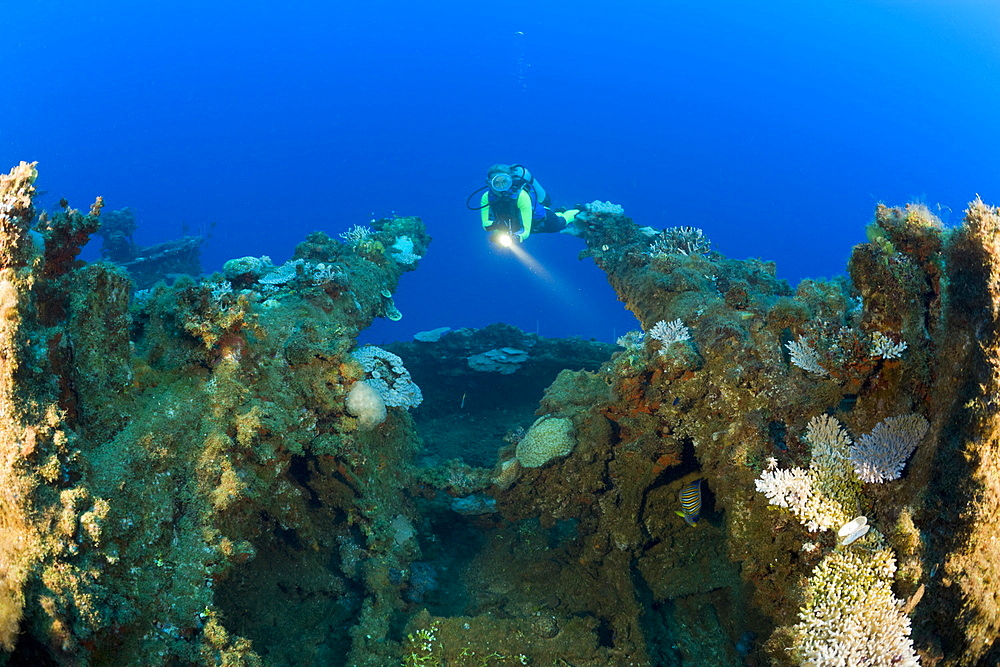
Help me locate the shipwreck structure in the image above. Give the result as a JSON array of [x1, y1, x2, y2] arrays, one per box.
[[1, 161, 999, 666]]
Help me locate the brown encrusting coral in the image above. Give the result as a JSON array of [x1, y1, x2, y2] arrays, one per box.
[[2, 162, 1000, 666]]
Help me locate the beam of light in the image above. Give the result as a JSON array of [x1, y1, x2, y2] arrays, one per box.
[[504, 240, 552, 281], [489, 231, 628, 339]]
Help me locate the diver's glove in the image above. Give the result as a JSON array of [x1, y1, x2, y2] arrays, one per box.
[[518, 231, 529, 243]]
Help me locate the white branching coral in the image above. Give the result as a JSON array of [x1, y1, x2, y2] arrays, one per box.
[[754, 415, 859, 532], [209, 280, 233, 304], [310, 262, 344, 286], [804, 416, 863, 522], [849, 414, 929, 483], [390, 235, 421, 265], [755, 466, 814, 514], [759, 416, 922, 664], [870, 331, 908, 359], [807, 414, 855, 480], [755, 464, 847, 533], [350, 345, 423, 409], [785, 336, 828, 376], [791, 549, 920, 666], [648, 226, 711, 256], [648, 319, 690, 353], [616, 330, 644, 350], [340, 225, 373, 244]]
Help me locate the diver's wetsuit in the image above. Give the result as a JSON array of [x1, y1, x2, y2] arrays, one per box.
[[480, 166, 566, 241]]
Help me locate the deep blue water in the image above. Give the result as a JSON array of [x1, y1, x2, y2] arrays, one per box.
[[4, 1, 998, 343]]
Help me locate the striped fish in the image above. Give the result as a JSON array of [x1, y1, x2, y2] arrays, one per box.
[[675, 478, 703, 527]]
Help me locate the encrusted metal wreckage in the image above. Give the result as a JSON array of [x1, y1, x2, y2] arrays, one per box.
[[2, 162, 999, 666]]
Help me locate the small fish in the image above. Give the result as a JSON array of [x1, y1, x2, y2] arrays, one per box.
[[675, 478, 702, 527]]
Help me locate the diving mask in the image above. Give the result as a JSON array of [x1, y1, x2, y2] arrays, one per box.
[[489, 173, 513, 193]]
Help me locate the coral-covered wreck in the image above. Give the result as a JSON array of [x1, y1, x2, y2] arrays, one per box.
[[1, 160, 999, 666]]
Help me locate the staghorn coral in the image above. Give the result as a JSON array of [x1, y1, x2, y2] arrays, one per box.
[[339, 224, 373, 244], [849, 413, 929, 483], [755, 415, 860, 533], [755, 464, 835, 531], [791, 549, 920, 666], [870, 330, 908, 360], [647, 318, 691, 351], [615, 329, 644, 350], [648, 226, 712, 257], [785, 335, 829, 376]]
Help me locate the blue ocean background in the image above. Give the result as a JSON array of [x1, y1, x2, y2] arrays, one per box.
[[4, 1, 998, 344]]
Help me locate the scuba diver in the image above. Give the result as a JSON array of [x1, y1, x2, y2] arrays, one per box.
[[466, 164, 580, 244]]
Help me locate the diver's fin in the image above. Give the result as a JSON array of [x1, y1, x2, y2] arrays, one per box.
[[557, 208, 584, 236], [555, 208, 581, 224]]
